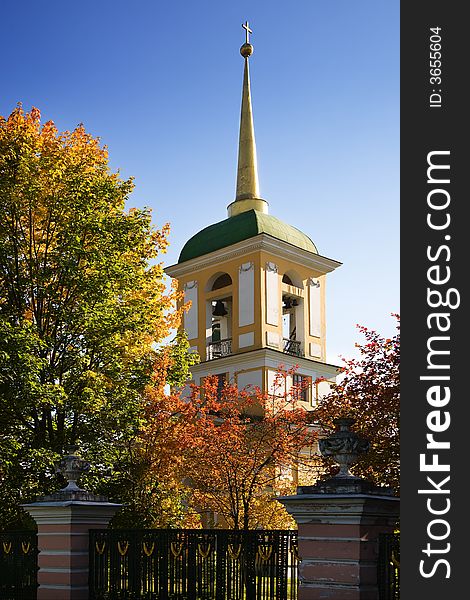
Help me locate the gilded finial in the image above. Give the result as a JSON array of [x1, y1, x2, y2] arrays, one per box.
[[242, 21, 252, 43], [227, 20, 269, 218], [240, 21, 254, 58]]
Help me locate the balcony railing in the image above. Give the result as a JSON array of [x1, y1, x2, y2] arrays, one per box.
[[207, 338, 232, 360], [283, 338, 303, 357]]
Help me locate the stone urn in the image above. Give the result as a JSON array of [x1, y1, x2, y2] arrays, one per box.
[[319, 417, 370, 478], [56, 445, 91, 492], [298, 416, 394, 495], [37, 445, 108, 502]]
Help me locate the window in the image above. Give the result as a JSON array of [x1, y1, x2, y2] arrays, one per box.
[[216, 373, 228, 400], [293, 374, 310, 404], [200, 373, 228, 402]]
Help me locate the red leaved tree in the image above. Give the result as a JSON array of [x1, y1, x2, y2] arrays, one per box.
[[122, 365, 318, 529], [313, 315, 400, 491], [184, 371, 316, 529], [102, 333, 201, 529]]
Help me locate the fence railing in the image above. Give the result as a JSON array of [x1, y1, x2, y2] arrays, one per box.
[[89, 528, 298, 600], [0, 531, 38, 600], [378, 532, 400, 600]]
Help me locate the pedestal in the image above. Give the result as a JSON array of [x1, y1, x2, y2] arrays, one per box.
[[22, 500, 121, 600], [278, 493, 399, 600]]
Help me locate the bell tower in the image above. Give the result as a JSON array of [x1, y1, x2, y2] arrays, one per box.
[[165, 23, 341, 404]]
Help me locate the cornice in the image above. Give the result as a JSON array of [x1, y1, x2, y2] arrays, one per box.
[[165, 234, 341, 279], [190, 346, 340, 375]]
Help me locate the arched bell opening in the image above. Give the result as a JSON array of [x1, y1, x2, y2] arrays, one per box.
[[281, 270, 305, 357], [282, 270, 303, 289], [282, 299, 305, 359], [204, 272, 233, 360], [205, 272, 233, 292], [206, 297, 232, 360]]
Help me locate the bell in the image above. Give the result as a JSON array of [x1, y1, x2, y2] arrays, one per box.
[[212, 300, 228, 317]]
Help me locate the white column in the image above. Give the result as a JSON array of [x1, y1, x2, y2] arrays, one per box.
[[308, 278, 321, 338], [184, 280, 198, 340], [265, 262, 279, 326], [238, 262, 254, 327]]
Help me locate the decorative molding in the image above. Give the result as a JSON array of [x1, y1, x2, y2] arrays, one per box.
[[266, 331, 280, 348], [239, 261, 254, 272], [281, 282, 304, 297], [20, 503, 122, 526], [165, 234, 342, 279], [184, 280, 198, 290], [189, 347, 340, 381], [308, 278, 320, 288], [310, 343, 322, 358], [239, 332, 255, 348], [265, 261, 278, 273], [277, 494, 400, 525]]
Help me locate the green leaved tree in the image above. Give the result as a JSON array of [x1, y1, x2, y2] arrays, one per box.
[[0, 105, 193, 528]]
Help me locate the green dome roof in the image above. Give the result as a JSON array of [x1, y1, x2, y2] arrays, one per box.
[[178, 209, 318, 263]]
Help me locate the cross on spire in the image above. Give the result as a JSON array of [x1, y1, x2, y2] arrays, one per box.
[[242, 21, 252, 44]]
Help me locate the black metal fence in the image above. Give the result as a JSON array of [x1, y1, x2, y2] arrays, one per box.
[[378, 532, 400, 600], [0, 531, 38, 600], [89, 529, 299, 600]]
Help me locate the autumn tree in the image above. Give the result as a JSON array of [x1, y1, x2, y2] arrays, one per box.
[[313, 315, 400, 491], [183, 372, 316, 530], [0, 106, 190, 527], [113, 367, 317, 530], [103, 332, 199, 529]]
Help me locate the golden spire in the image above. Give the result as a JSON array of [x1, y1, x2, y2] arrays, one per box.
[[227, 21, 269, 218]]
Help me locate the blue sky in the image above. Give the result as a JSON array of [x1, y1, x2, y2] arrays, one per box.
[[2, 0, 399, 363]]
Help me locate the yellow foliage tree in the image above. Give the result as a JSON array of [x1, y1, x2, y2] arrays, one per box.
[[0, 105, 191, 527]]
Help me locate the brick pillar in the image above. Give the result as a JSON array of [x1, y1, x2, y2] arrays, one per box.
[[278, 418, 400, 599], [279, 492, 399, 600], [22, 499, 121, 600]]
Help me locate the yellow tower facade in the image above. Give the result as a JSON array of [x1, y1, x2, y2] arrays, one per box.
[[165, 25, 341, 405]]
